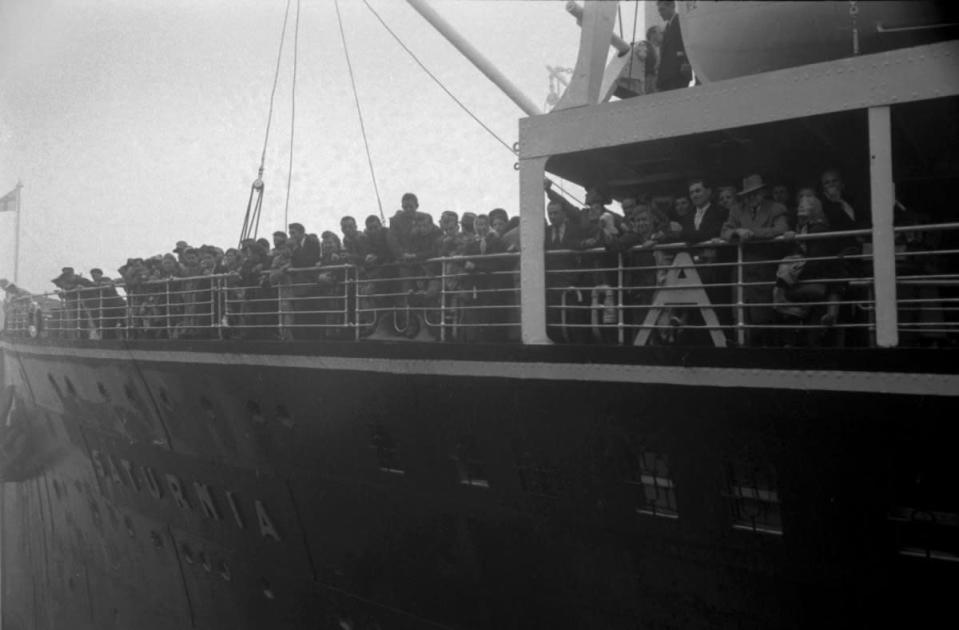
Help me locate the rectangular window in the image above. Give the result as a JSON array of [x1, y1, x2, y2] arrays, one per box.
[[625, 450, 679, 519], [514, 450, 562, 498], [455, 437, 489, 488], [368, 425, 404, 475], [889, 506, 959, 563], [726, 462, 783, 535]]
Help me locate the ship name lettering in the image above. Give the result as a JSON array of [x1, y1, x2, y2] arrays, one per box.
[[165, 474, 191, 511], [90, 450, 106, 479], [84, 453, 270, 537], [143, 466, 163, 499], [254, 499, 281, 542], [106, 454, 125, 487], [193, 481, 220, 521], [225, 490, 244, 529], [120, 459, 140, 491]]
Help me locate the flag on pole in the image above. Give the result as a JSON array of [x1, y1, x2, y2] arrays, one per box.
[[0, 185, 19, 213]]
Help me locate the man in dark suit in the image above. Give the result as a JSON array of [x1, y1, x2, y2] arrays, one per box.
[[682, 179, 731, 329], [656, 1, 692, 92], [545, 200, 588, 342], [820, 169, 862, 230], [288, 222, 320, 269]]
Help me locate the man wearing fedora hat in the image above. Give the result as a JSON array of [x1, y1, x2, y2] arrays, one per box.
[[721, 174, 790, 345], [51, 267, 95, 338]]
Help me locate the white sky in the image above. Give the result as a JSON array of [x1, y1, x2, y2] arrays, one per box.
[[0, 0, 647, 291]]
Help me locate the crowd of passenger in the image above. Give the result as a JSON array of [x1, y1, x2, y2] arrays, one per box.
[[40, 193, 523, 342], [542, 168, 872, 347], [5, 162, 950, 348]]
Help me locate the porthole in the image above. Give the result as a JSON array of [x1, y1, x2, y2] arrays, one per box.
[[275, 404, 293, 428], [247, 400, 264, 423], [181, 543, 194, 564], [106, 504, 119, 530], [260, 578, 275, 600], [200, 396, 216, 419]]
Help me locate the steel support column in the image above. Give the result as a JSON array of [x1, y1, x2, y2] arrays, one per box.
[[519, 157, 549, 344], [868, 106, 898, 348]]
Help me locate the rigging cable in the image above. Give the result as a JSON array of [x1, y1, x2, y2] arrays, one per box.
[[284, 0, 301, 228], [627, 0, 639, 79], [361, 0, 582, 208], [617, 4, 624, 42], [240, 0, 292, 244], [334, 0, 386, 222], [360, 0, 515, 156]]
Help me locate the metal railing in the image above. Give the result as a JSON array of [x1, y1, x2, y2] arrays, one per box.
[[544, 221, 959, 347], [2, 254, 522, 343], [3, 223, 957, 347]]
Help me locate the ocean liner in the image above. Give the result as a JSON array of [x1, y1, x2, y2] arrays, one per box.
[[2, 1, 959, 628]]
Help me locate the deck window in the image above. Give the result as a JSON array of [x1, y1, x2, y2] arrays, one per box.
[[625, 449, 678, 519], [725, 462, 783, 535]]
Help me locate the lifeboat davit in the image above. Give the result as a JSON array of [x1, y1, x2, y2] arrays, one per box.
[[681, 1, 958, 83]]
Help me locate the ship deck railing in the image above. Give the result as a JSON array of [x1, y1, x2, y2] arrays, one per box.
[[3, 222, 958, 347]]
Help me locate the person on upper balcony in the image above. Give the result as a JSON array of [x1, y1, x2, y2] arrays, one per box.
[[578, 190, 624, 249], [722, 174, 790, 345], [645, 25, 663, 93], [387, 193, 424, 263], [271, 231, 289, 257], [682, 179, 728, 244], [288, 222, 320, 268], [656, 1, 692, 92], [820, 169, 863, 230], [545, 200, 584, 251], [363, 215, 392, 266], [338, 216, 372, 267], [721, 175, 790, 243]]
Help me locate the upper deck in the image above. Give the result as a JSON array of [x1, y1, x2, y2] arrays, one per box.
[[3, 31, 959, 354]]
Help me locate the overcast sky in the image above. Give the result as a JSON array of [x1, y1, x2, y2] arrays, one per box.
[[0, 0, 647, 291]]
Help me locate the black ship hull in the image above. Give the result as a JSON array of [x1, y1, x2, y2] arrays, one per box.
[[2, 337, 958, 629]]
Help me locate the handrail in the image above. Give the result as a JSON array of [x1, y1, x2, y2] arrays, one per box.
[[3, 222, 957, 347]]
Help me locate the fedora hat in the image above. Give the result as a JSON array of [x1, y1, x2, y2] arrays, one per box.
[[738, 174, 768, 196]]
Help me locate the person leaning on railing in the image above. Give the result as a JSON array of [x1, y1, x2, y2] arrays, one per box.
[[720, 174, 790, 346], [267, 244, 295, 341], [545, 199, 590, 342], [90, 268, 126, 339], [461, 213, 508, 342], [605, 205, 667, 340], [774, 196, 846, 347], [51, 267, 95, 339]]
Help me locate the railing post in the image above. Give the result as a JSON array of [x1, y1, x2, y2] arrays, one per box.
[[736, 243, 745, 347], [616, 251, 625, 344], [354, 267, 361, 341], [439, 260, 447, 342], [869, 106, 898, 348], [165, 281, 172, 338], [215, 278, 224, 340], [519, 155, 550, 344], [342, 268, 349, 329]]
